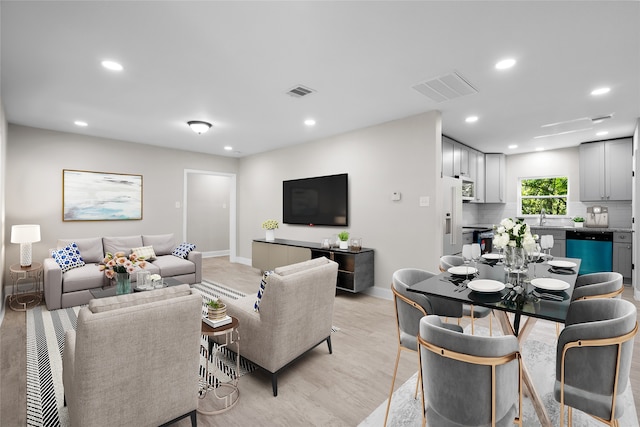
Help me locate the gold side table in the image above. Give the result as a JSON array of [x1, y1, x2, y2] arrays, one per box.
[[9, 262, 43, 311], [198, 316, 240, 415]]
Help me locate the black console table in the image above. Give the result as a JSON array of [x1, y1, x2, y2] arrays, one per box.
[[252, 239, 374, 293]]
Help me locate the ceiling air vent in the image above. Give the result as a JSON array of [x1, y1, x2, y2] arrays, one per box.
[[412, 71, 478, 103], [591, 114, 613, 124], [286, 85, 316, 98]]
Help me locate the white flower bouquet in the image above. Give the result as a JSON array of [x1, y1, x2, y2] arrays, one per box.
[[493, 218, 537, 250], [261, 219, 279, 230]]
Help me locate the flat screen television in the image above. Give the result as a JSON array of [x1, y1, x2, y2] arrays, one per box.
[[283, 173, 348, 226]]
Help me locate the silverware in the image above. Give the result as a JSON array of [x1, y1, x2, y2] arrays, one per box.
[[532, 289, 564, 301]]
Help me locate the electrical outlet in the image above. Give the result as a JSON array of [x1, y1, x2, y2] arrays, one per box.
[[419, 196, 429, 207]]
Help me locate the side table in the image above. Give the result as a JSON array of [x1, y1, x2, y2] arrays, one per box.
[[198, 316, 240, 415], [9, 262, 43, 311]]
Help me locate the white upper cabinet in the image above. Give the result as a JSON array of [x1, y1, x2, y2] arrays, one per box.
[[579, 138, 632, 201], [442, 137, 455, 177], [442, 135, 486, 202], [484, 153, 506, 203]]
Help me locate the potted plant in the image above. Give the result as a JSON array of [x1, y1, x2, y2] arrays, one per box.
[[573, 216, 585, 228], [262, 219, 279, 241], [207, 298, 227, 320], [338, 231, 350, 249]]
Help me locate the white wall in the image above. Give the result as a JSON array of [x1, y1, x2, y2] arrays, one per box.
[[186, 173, 231, 254], [4, 125, 239, 288], [0, 100, 6, 321], [237, 111, 443, 296]]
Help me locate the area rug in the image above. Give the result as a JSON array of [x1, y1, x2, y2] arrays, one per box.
[[359, 325, 639, 427], [26, 280, 256, 427]]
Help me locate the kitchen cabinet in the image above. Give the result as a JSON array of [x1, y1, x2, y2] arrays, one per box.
[[442, 137, 454, 177], [579, 138, 632, 201], [442, 136, 472, 178], [484, 153, 506, 203], [613, 232, 632, 282], [468, 149, 485, 203]]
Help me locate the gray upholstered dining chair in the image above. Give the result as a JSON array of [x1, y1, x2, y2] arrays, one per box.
[[418, 315, 522, 427], [439, 255, 493, 335], [384, 268, 463, 427], [571, 271, 624, 301], [555, 298, 638, 427]]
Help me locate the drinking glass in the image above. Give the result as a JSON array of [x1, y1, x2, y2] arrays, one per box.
[[546, 235, 554, 257], [462, 244, 473, 275], [527, 244, 541, 278], [470, 243, 481, 270]]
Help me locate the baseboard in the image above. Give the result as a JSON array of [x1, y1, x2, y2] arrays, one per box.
[[202, 250, 230, 258], [361, 286, 392, 301]]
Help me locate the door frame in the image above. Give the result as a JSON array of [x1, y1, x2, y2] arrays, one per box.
[[183, 169, 237, 262]]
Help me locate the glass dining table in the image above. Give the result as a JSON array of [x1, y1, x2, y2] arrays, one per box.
[[408, 255, 581, 427]]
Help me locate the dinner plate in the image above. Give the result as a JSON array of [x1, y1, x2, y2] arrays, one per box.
[[467, 279, 505, 293], [531, 278, 570, 291], [482, 253, 504, 260], [448, 266, 477, 276], [548, 260, 577, 269]]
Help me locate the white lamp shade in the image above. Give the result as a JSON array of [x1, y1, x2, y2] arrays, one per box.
[[11, 224, 41, 243], [187, 121, 212, 134]]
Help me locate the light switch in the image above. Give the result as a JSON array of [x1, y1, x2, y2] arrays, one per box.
[[419, 196, 429, 207], [175, 201, 181, 208]]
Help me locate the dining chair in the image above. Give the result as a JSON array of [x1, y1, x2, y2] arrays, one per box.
[[439, 255, 493, 335], [384, 268, 463, 427], [418, 315, 522, 427], [571, 271, 624, 301], [555, 298, 638, 427]]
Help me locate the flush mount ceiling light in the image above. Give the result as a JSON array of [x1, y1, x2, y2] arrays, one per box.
[[495, 58, 516, 70], [101, 60, 123, 71], [591, 87, 610, 96], [187, 121, 212, 134], [465, 116, 478, 123], [304, 119, 316, 126], [74, 120, 88, 127], [224, 146, 233, 151]]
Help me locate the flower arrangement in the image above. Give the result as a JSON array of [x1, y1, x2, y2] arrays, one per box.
[[493, 218, 537, 250], [99, 252, 147, 279], [261, 219, 279, 230]]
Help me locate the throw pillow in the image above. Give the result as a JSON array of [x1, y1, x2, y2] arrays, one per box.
[[171, 242, 196, 259], [51, 242, 85, 273], [131, 245, 156, 261], [254, 270, 272, 312]]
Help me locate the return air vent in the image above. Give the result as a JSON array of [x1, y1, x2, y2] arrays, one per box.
[[286, 85, 316, 98], [412, 71, 478, 103]]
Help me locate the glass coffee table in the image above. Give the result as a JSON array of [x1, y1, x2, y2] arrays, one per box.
[[90, 277, 185, 299]]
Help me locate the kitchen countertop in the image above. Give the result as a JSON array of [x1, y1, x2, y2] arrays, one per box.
[[530, 225, 632, 233]]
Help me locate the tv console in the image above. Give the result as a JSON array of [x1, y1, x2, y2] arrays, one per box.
[[252, 239, 374, 293]]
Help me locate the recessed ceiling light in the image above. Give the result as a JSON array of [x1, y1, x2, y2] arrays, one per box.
[[224, 146, 233, 151], [596, 131, 609, 136], [535, 147, 545, 152], [465, 116, 479, 123], [508, 144, 518, 149], [495, 58, 516, 70], [101, 60, 123, 71], [74, 120, 88, 127], [304, 119, 316, 126], [591, 87, 610, 96]]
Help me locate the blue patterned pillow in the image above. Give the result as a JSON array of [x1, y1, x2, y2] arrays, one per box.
[[51, 242, 85, 273], [172, 242, 196, 259], [254, 270, 273, 312]]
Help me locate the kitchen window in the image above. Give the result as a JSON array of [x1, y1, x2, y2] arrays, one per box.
[[518, 176, 568, 216]]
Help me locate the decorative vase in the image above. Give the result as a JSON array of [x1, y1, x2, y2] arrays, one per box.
[[574, 222, 584, 228], [265, 229, 275, 241], [339, 240, 349, 249], [116, 272, 131, 295], [208, 303, 227, 320], [504, 246, 527, 273]]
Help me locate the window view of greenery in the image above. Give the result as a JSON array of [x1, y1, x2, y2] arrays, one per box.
[[520, 177, 568, 215]]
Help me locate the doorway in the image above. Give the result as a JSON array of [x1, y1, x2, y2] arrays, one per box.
[[183, 169, 237, 261]]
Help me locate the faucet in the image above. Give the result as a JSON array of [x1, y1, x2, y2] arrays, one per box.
[[539, 208, 547, 226]]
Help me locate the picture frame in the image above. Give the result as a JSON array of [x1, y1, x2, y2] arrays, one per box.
[[63, 169, 143, 221]]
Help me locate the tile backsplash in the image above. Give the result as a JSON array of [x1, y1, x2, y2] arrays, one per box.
[[463, 201, 632, 229]]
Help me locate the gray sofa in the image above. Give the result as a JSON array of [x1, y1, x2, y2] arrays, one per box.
[[63, 284, 202, 427], [44, 234, 202, 310]]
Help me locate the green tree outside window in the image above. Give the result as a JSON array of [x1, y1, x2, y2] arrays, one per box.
[[520, 177, 568, 215]]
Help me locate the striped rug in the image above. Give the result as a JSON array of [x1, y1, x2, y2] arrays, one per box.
[[26, 280, 256, 427]]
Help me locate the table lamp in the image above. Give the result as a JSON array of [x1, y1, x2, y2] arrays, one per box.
[[11, 224, 41, 268]]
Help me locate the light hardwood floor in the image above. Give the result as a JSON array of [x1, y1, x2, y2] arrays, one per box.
[[1, 257, 639, 426]]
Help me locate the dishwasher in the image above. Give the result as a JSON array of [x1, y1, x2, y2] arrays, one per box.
[[565, 230, 613, 275]]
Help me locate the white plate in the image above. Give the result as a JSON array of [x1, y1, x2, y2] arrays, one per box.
[[467, 279, 505, 293], [548, 260, 577, 269], [482, 253, 504, 260], [448, 266, 477, 276], [531, 278, 570, 291]]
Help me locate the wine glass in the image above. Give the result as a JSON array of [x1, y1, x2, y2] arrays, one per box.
[[546, 235, 554, 258], [462, 244, 473, 275], [540, 236, 549, 259], [471, 243, 481, 271], [527, 243, 541, 278]]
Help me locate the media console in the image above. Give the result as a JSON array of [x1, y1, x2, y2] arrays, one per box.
[[252, 239, 374, 293]]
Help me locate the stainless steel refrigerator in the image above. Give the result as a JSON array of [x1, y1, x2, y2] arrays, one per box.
[[442, 176, 463, 255]]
